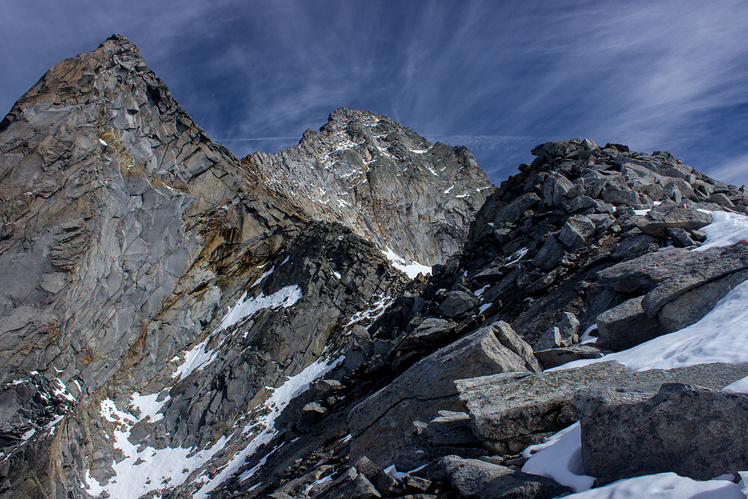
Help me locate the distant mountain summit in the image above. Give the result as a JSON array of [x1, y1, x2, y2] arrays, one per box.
[[247, 107, 493, 266]]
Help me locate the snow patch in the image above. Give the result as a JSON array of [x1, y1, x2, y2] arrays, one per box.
[[506, 247, 528, 266], [565, 472, 744, 498], [86, 392, 215, 499], [195, 355, 344, 497], [218, 285, 303, 333], [250, 267, 274, 288], [345, 294, 394, 328], [694, 210, 748, 251], [383, 247, 432, 279], [171, 337, 220, 380], [522, 423, 595, 492]]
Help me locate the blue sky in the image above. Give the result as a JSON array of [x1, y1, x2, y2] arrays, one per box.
[[2, 0, 748, 186]]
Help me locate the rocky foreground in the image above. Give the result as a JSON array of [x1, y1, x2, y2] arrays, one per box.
[[2, 35, 748, 498]]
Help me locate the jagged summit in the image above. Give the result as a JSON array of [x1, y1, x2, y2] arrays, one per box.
[[246, 107, 494, 266]]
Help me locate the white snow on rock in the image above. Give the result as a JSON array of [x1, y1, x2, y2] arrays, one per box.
[[195, 355, 344, 497], [695, 210, 748, 252], [344, 293, 394, 328], [250, 266, 274, 288], [171, 337, 221, 380], [522, 423, 595, 493], [521, 209, 748, 496], [171, 285, 303, 380], [218, 285, 303, 332], [565, 473, 745, 498], [86, 392, 218, 499], [383, 247, 432, 279]]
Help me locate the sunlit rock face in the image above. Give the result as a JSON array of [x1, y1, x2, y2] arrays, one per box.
[[246, 106, 494, 267]]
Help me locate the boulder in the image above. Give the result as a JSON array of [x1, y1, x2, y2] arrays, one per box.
[[633, 205, 713, 237], [535, 311, 580, 351], [532, 236, 566, 272], [641, 243, 748, 316], [575, 383, 748, 483], [438, 291, 479, 319], [542, 173, 574, 207], [456, 361, 626, 453], [415, 410, 487, 460], [561, 195, 601, 213], [428, 455, 571, 499], [394, 318, 457, 355], [658, 269, 748, 332], [601, 184, 642, 207], [297, 402, 328, 433], [494, 193, 541, 226], [315, 467, 382, 499], [597, 244, 748, 313], [558, 215, 596, 250], [610, 233, 658, 261], [348, 322, 537, 468], [596, 296, 664, 351], [534, 344, 606, 369]]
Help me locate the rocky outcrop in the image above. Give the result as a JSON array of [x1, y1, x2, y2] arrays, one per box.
[[347, 321, 538, 469], [246, 107, 494, 266], [427, 455, 570, 499], [457, 361, 626, 454], [576, 383, 748, 483]]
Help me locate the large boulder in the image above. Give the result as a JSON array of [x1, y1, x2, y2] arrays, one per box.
[[633, 204, 713, 237], [456, 361, 626, 454], [428, 455, 571, 499], [348, 321, 538, 468], [595, 296, 664, 351], [575, 383, 748, 483]]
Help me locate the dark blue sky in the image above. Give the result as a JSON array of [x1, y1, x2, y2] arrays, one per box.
[[2, 0, 748, 186]]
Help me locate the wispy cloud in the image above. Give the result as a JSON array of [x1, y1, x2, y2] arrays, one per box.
[[710, 153, 748, 187], [3, 0, 747, 185]]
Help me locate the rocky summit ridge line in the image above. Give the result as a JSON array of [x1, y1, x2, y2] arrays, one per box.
[[247, 107, 492, 266], [2, 34, 748, 499]]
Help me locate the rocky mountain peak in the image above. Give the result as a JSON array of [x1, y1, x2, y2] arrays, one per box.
[[245, 107, 494, 266]]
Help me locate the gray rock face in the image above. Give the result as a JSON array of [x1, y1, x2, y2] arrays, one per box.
[[596, 296, 664, 351], [457, 361, 627, 454], [438, 290, 479, 318], [633, 203, 713, 237], [247, 107, 494, 266], [596, 243, 748, 344], [348, 321, 537, 468], [534, 344, 605, 369], [428, 455, 571, 499], [535, 311, 580, 350], [576, 383, 748, 483]]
